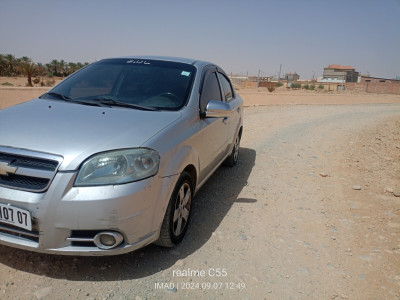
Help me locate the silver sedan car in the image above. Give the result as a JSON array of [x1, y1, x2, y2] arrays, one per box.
[[0, 56, 243, 255]]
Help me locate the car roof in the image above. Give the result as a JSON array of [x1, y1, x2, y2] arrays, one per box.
[[113, 56, 214, 68]]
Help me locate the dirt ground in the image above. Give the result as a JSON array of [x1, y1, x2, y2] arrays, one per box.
[[0, 87, 399, 299], [0, 77, 62, 109], [239, 88, 400, 106]]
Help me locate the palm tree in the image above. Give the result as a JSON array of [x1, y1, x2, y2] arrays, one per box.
[[4, 54, 17, 76], [20, 56, 31, 63], [0, 54, 7, 76], [16, 57, 32, 76], [66, 62, 77, 75], [50, 59, 59, 76], [19, 62, 39, 87], [45, 63, 52, 76], [36, 63, 46, 76], [0, 54, 88, 78], [76, 62, 85, 70], [59, 59, 66, 77]]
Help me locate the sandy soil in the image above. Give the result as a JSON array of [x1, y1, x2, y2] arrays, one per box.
[[239, 89, 400, 106], [0, 77, 62, 109], [0, 76, 63, 88], [0, 87, 399, 299], [0, 88, 50, 109]]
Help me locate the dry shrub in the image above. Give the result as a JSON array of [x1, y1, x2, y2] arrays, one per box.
[[46, 79, 56, 86]]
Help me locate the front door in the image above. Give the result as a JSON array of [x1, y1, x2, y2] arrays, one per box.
[[196, 71, 229, 183]]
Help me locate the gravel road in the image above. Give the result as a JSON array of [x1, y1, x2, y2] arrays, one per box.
[[1, 104, 400, 300]]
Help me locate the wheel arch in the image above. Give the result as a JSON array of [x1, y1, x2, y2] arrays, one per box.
[[238, 125, 243, 140], [182, 164, 197, 194], [162, 145, 199, 187]]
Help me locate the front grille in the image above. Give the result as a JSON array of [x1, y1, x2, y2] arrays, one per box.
[[68, 230, 100, 247], [0, 147, 63, 192], [0, 174, 50, 191], [0, 153, 58, 171], [0, 223, 39, 243]]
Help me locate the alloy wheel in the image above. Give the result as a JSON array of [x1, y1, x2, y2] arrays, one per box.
[[172, 182, 191, 236]]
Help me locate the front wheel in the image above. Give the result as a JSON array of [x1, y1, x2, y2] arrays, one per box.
[[155, 172, 193, 247]]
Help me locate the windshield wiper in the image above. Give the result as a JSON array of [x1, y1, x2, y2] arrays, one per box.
[[42, 92, 71, 100], [89, 97, 158, 111], [41, 93, 105, 107], [42, 94, 157, 110]]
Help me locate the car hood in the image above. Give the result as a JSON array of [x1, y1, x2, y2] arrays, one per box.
[[0, 99, 181, 170]]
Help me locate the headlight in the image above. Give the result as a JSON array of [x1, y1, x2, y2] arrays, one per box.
[[74, 148, 160, 186]]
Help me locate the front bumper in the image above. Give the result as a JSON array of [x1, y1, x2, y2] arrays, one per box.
[[0, 171, 178, 256]]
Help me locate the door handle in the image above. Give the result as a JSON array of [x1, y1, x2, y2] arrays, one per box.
[[223, 117, 228, 124]]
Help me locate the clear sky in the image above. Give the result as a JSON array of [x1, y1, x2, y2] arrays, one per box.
[[1, 0, 399, 79]]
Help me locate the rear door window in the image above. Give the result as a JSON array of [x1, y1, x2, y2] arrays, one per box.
[[217, 73, 234, 102]]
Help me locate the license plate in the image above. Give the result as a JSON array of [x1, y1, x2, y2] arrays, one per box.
[[0, 203, 32, 231]]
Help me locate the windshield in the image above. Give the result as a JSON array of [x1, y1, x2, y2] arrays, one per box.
[[41, 58, 196, 111]]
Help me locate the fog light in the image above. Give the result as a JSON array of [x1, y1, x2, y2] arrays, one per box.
[[94, 232, 123, 250], [100, 234, 116, 246]]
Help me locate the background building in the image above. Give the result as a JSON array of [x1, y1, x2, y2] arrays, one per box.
[[322, 64, 359, 82], [346, 76, 400, 95], [285, 73, 300, 82]]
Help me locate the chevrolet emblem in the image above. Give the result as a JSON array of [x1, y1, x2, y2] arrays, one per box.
[[0, 161, 18, 176]]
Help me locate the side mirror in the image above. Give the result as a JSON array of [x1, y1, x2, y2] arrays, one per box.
[[204, 100, 230, 118]]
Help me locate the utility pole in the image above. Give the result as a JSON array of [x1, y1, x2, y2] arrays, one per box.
[[278, 64, 282, 83]]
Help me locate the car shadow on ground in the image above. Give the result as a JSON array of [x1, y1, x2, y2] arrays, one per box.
[[0, 147, 256, 281]]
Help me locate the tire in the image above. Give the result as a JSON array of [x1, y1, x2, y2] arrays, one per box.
[[155, 172, 193, 247], [224, 134, 240, 167]]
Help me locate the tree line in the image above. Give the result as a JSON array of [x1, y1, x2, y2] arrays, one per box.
[[0, 54, 88, 86]]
